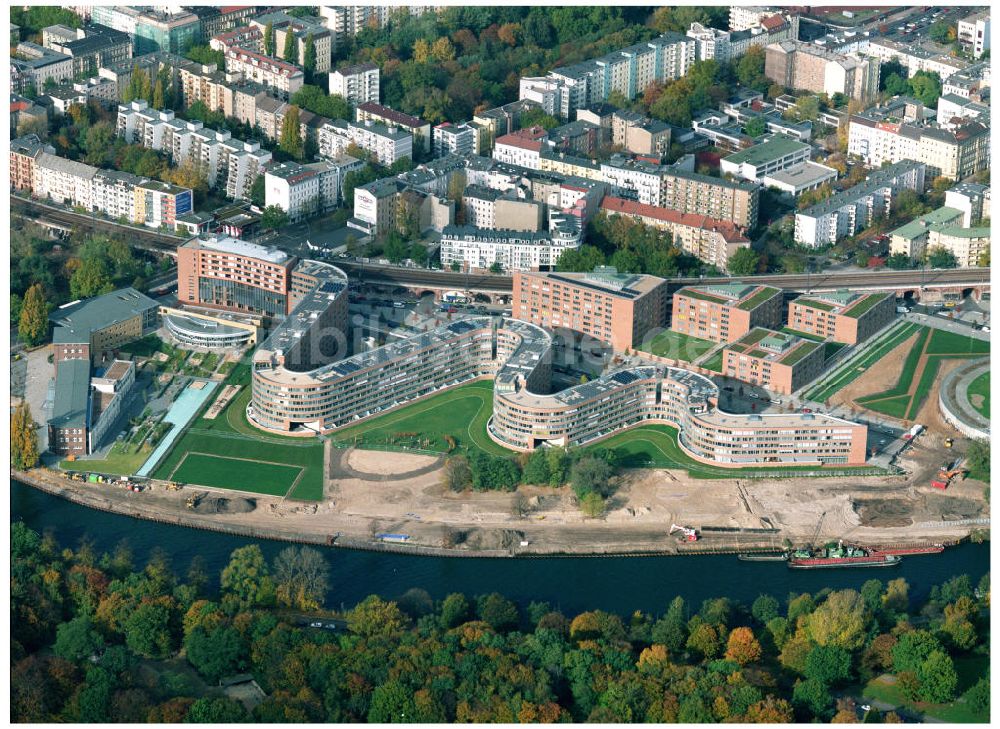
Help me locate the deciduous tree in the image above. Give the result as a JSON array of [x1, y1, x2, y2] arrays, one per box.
[[725, 626, 763, 665], [17, 283, 48, 345], [11, 401, 40, 471]]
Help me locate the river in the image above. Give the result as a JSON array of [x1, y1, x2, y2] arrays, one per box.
[[11, 479, 989, 616]]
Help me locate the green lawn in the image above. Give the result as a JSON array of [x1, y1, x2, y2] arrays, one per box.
[[856, 328, 988, 420], [170, 453, 303, 496], [61, 441, 155, 476], [701, 351, 725, 373], [332, 380, 513, 457], [856, 394, 912, 419], [861, 654, 988, 723], [925, 329, 991, 356], [805, 322, 920, 403], [968, 372, 989, 419], [640, 331, 716, 362]]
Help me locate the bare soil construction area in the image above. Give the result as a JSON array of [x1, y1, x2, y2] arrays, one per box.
[[19, 436, 990, 555], [831, 330, 918, 409]]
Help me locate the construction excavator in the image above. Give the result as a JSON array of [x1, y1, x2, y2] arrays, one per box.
[[932, 459, 968, 490], [670, 524, 699, 542]]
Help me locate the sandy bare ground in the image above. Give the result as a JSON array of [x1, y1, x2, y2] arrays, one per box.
[[20, 440, 989, 556], [344, 449, 438, 476], [831, 331, 918, 410]]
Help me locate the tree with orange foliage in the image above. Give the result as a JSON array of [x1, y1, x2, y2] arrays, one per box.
[[725, 626, 763, 665], [746, 695, 794, 723]]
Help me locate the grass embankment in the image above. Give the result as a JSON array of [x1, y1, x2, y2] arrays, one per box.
[[968, 372, 989, 419], [639, 331, 716, 362], [805, 322, 920, 403], [61, 441, 154, 476], [332, 380, 513, 457], [857, 328, 989, 420]]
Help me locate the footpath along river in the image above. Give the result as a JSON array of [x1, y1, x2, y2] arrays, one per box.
[[12, 479, 989, 616]]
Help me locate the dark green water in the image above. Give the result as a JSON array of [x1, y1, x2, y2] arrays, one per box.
[[11, 480, 989, 616]]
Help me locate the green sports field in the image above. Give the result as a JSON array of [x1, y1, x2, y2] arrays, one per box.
[[169, 453, 304, 496], [150, 359, 326, 501]]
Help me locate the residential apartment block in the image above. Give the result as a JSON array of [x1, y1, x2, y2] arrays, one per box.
[[249, 11, 332, 73], [329, 62, 379, 106], [30, 151, 193, 229], [356, 102, 431, 154], [848, 115, 989, 181], [251, 315, 867, 465], [657, 166, 760, 229], [224, 46, 303, 99], [788, 292, 895, 346], [599, 197, 751, 273], [863, 38, 970, 82], [765, 41, 879, 102], [11, 42, 74, 93], [317, 118, 413, 167], [671, 283, 783, 344], [794, 160, 926, 247], [116, 100, 271, 200], [10, 134, 55, 191], [439, 215, 583, 273], [513, 268, 668, 352], [957, 11, 990, 59], [687, 13, 794, 63], [944, 182, 990, 227], [463, 186, 543, 232], [722, 328, 825, 395], [41, 23, 132, 76], [519, 33, 696, 119], [610, 111, 671, 157], [493, 126, 550, 169], [889, 205, 990, 268], [264, 157, 364, 223], [433, 122, 477, 158]]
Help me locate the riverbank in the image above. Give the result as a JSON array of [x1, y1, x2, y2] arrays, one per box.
[[13, 457, 989, 558]]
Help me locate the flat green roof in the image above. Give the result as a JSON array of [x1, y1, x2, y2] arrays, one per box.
[[722, 136, 810, 167], [780, 339, 820, 366], [735, 327, 773, 347], [794, 297, 836, 312], [676, 288, 728, 304], [931, 225, 991, 238], [842, 292, 890, 319], [49, 358, 91, 429], [890, 207, 964, 241], [737, 286, 781, 311]]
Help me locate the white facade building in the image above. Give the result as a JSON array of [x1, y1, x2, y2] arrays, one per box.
[[329, 62, 379, 106], [439, 214, 583, 272], [957, 12, 990, 59], [433, 122, 476, 158], [794, 160, 926, 247], [317, 118, 413, 167], [265, 157, 364, 223]]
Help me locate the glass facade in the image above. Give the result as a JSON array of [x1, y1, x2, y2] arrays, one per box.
[[198, 277, 286, 317]]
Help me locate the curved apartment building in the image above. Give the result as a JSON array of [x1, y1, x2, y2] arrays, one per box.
[[251, 313, 867, 467]]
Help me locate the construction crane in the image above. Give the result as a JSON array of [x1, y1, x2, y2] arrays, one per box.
[[670, 524, 699, 542], [809, 511, 827, 549]]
